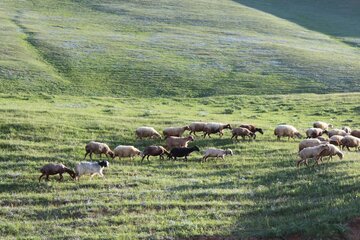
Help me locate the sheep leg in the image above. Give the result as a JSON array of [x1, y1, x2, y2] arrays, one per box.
[[221, 156, 225, 160], [39, 174, 45, 182], [184, 156, 188, 161], [45, 175, 50, 181], [231, 134, 235, 139], [84, 151, 89, 160], [90, 173, 97, 180], [347, 146, 351, 151], [147, 155, 150, 162], [89, 152, 93, 160], [141, 155, 146, 162], [58, 174, 63, 181]]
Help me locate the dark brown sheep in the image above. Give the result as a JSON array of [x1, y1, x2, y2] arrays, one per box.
[[39, 163, 76, 182], [84, 141, 114, 160], [239, 124, 264, 139], [351, 130, 360, 138], [141, 146, 170, 162]]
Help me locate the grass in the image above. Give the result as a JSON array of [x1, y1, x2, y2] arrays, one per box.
[[0, 0, 360, 97], [0, 93, 359, 239]]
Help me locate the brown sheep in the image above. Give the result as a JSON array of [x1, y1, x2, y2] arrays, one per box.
[[351, 130, 360, 138], [141, 146, 170, 162], [326, 129, 348, 138], [306, 128, 327, 138], [231, 127, 255, 141], [239, 124, 264, 139], [340, 136, 360, 151], [203, 123, 232, 138], [39, 163, 76, 182], [189, 122, 208, 136], [84, 141, 114, 160], [329, 135, 344, 147]]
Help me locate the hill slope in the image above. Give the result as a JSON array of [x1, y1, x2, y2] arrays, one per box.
[[0, 0, 360, 97]]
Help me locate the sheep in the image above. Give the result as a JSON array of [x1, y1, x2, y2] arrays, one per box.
[[202, 148, 233, 162], [239, 124, 264, 139], [317, 136, 328, 142], [351, 130, 360, 138], [166, 135, 194, 150], [305, 128, 327, 139], [327, 129, 348, 138], [297, 144, 330, 167], [84, 141, 114, 160], [340, 135, 360, 151], [329, 135, 344, 146], [135, 127, 161, 139], [169, 146, 200, 161], [317, 144, 343, 162], [113, 145, 141, 160], [39, 163, 76, 182], [75, 161, 109, 180], [313, 121, 333, 130], [274, 125, 302, 141], [342, 126, 352, 134], [163, 126, 190, 138], [203, 122, 232, 138], [298, 139, 325, 152], [189, 122, 208, 136], [231, 127, 255, 141], [141, 146, 170, 162]]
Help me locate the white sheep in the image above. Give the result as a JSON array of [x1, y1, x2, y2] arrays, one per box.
[[297, 144, 330, 167], [113, 145, 141, 160], [274, 125, 302, 141], [163, 126, 190, 138], [75, 161, 109, 180], [84, 141, 114, 160], [135, 127, 161, 139], [202, 148, 233, 162], [189, 122, 208, 136], [341, 126, 352, 134], [340, 135, 360, 151], [306, 128, 326, 138], [317, 144, 343, 162], [298, 139, 327, 152], [313, 121, 333, 130], [203, 122, 232, 138], [327, 129, 348, 138], [166, 136, 194, 150]]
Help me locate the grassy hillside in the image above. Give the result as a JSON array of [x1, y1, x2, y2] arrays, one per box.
[[1, 0, 360, 97], [0, 93, 359, 239]]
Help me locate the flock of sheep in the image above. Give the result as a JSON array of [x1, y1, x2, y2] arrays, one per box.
[[38, 121, 360, 182]]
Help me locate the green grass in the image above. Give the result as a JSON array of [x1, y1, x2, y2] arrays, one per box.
[[0, 0, 360, 97], [0, 93, 359, 239]]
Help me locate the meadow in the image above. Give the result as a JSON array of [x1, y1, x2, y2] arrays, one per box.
[[0, 93, 359, 239]]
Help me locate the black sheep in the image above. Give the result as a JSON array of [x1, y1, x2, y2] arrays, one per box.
[[169, 146, 200, 161]]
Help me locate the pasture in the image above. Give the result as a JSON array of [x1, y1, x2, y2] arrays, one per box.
[[0, 93, 359, 239]]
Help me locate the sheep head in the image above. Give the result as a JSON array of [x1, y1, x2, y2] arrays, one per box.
[[337, 151, 344, 160], [108, 151, 115, 158], [295, 132, 303, 139], [184, 126, 190, 131], [225, 149, 233, 156], [65, 168, 76, 179], [224, 124, 232, 130], [256, 128, 264, 134], [192, 146, 200, 152]]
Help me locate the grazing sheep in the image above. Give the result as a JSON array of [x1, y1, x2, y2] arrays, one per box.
[[317, 136, 328, 142], [239, 124, 264, 139], [84, 141, 114, 160], [203, 122, 232, 138], [141, 146, 170, 162], [298, 139, 325, 152], [306, 128, 327, 138], [202, 148, 233, 162], [166, 135, 194, 150], [75, 161, 109, 180], [297, 144, 330, 167], [313, 121, 333, 130], [163, 126, 190, 138], [351, 130, 360, 138], [317, 144, 343, 162], [39, 163, 76, 182], [169, 146, 200, 161], [231, 127, 255, 141], [135, 127, 161, 139], [340, 135, 360, 151], [189, 122, 208, 136], [329, 135, 344, 146], [113, 145, 141, 160], [274, 125, 302, 141], [327, 129, 348, 138], [342, 126, 352, 134]]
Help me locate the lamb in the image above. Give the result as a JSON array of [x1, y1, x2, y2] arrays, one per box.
[[163, 126, 190, 138], [239, 124, 264, 139], [113, 145, 141, 160], [297, 144, 330, 167], [274, 125, 302, 141], [313, 121, 333, 130], [75, 161, 109, 180], [351, 130, 360, 138], [298, 139, 326, 152], [169, 146, 200, 161], [202, 148, 233, 162], [342, 126, 352, 134], [39, 163, 76, 182], [327, 129, 348, 138], [329, 135, 344, 146], [166, 135, 194, 150], [189, 122, 208, 136], [231, 127, 255, 141], [84, 141, 114, 160], [306, 128, 327, 138], [135, 127, 161, 139], [317, 144, 343, 162], [203, 122, 232, 138], [340, 135, 360, 151], [141, 146, 170, 162]]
